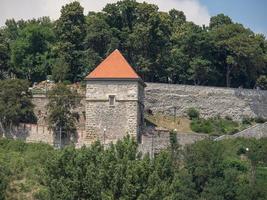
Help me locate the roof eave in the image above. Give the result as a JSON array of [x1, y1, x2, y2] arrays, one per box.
[[85, 77, 146, 87]]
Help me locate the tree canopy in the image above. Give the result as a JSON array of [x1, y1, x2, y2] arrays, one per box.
[[0, 79, 36, 134], [0, 0, 266, 89]]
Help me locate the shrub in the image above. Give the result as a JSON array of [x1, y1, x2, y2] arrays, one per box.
[[191, 117, 240, 136], [225, 115, 233, 121], [254, 117, 266, 124], [187, 108, 200, 120], [242, 117, 252, 125]]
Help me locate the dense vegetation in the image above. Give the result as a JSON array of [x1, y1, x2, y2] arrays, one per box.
[[46, 83, 81, 147], [0, 0, 266, 88], [0, 79, 36, 135], [0, 137, 266, 200], [191, 117, 244, 136]]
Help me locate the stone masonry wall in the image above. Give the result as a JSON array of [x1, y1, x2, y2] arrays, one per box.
[[26, 83, 267, 146], [32, 83, 267, 125], [145, 83, 267, 121], [215, 122, 267, 141], [85, 80, 143, 144]]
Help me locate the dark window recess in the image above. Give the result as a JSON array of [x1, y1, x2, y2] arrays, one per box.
[[109, 95, 115, 106]]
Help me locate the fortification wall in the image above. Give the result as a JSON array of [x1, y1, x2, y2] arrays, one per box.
[[215, 122, 267, 141], [145, 83, 267, 121], [2, 123, 87, 147], [32, 83, 267, 123]]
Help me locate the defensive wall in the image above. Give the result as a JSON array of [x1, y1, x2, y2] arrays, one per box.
[[2, 83, 266, 148], [145, 83, 267, 121], [32, 83, 267, 123]]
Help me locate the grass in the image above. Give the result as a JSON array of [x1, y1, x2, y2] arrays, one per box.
[[145, 113, 193, 132], [145, 112, 253, 136], [190, 117, 251, 136]]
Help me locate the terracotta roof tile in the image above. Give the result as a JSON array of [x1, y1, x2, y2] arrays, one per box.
[[85, 49, 140, 79]]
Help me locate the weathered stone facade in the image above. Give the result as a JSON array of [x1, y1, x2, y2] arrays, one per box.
[[215, 122, 267, 141], [145, 83, 267, 121], [85, 80, 145, 144]]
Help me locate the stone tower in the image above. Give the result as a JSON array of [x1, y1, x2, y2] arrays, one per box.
[[84, 49, 145, 144]]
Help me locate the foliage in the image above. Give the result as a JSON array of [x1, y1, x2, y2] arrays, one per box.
[[256, 75, 267, 90], [10, 18, 55, 83], [0, 138, 54, 199], [0, 1, 266, 89], [47, 83, 80, 139], [0, 137, 266, 199], [187, 107, 200, 120], [51, 56, 69, 82], [0, 162, 10, 200], [55, 1, 86, 82], [0, 79, 36, 134], [190, 117, 242, 136]]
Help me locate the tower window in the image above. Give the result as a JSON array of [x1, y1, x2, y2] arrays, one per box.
[[109, 95, 115, 106]]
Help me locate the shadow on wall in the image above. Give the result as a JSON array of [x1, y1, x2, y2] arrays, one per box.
[[3, 124, 54, 144], [234, 89, 267, 119], [145, 83, 267, 121], [3, 124, 30, 141]]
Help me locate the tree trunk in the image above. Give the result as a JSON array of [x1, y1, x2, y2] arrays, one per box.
[[226, 65, 231, 87], [250, 162, 256, 186], [0, 121, 5, 137]]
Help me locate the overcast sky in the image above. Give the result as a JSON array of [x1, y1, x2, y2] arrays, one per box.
[[0, 0, 266, 36], [0, 0, 210, 26]]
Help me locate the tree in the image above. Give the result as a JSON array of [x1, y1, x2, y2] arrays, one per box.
[[184, 140, 225, 193], [210, 23, 266, 87], [0, 79, 36, 134], [209, 14, 232, 29], [188, 57, 211, 85], [10, 18, 55, 83], [55, 1, 86, 82], [51, 56, 69, 82], [0, 1, 267, 88], [47, 83, 80, 147], [0, 30, 10, 79]]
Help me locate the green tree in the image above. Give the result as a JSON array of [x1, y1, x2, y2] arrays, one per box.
[[188, 57, 211, 85], [0, 79, 36, 135], [210, 23, 266, 87], [0, 29, 10, 79], [10, 18, 55, 83], [11, 18, 54, 82], [55, 1, 86, 82], [47, 84, 80, 146], [184, 140, 224, 193], [51, 56, 69, 82], [209, 14, 232, 29]]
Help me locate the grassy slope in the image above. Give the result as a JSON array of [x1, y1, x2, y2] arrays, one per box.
[[145, 112, 255, 136], [145, 113, 193, 132]]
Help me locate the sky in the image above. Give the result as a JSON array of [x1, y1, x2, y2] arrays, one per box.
[[0, 0, 266, 36]]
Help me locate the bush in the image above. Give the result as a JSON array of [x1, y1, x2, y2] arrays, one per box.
[[254, 117, 266, 124], [242, 116, 253, 125], [256, 75, 267, 90], [191, 117, 240, 136], [187, 108, 200, 120]]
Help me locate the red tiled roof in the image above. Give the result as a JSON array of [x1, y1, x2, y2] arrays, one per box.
[[85, 49, 140, 79]]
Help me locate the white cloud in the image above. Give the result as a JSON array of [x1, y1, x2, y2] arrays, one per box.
[[0, 0, 210, 27]]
